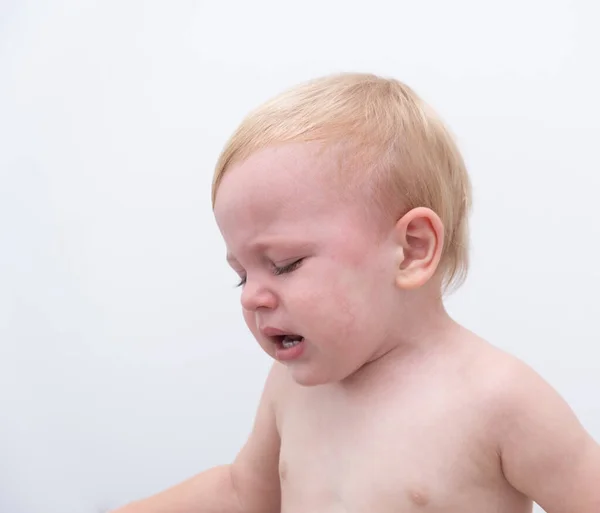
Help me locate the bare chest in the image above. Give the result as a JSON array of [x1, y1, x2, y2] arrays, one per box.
[[277, 384, 530, 513]]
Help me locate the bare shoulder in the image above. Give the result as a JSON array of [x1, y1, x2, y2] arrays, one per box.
[[456, 332, 567, 414], [461, 333, 587, 442], [466, 336, 587, 438], [463, 334, 600, 513], [230, 361, 290, 513], [264, 360, 296, 415]]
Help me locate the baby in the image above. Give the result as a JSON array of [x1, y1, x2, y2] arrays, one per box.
[[115, 73, 600, 513]]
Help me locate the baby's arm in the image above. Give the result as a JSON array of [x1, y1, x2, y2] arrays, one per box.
[[112, 363, 283, 513], [497, 359, 600, 513]]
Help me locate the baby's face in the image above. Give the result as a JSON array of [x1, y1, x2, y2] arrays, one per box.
[[214, 143, 403, 386]]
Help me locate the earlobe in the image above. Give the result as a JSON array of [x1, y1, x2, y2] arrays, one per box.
[[394, 207, 444, 290]]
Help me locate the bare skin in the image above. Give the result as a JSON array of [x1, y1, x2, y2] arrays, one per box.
[[235, 324, 599, 513], [113, 142, 600, 513], [272, 328, 532, 513], [117, 327, 599, 513]]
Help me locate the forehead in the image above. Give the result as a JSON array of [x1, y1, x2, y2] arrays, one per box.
[[213, 143, 352, 247]]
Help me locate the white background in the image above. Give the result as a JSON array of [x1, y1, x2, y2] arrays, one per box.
[[1, 1, 598, 512]]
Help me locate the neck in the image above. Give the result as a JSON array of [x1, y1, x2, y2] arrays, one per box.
[[342, 285, 460, 387]]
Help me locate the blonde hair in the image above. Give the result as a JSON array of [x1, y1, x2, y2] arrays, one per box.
[[212, 72, 472, 293]]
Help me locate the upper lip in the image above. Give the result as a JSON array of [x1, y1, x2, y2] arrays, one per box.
[[260, 326, 290, 338]]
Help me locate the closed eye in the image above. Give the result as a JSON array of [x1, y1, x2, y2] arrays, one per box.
[[273, 258, 304, 276], [234, 259, 304, 288]]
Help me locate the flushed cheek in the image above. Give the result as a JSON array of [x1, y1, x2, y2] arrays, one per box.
[[298, 282, 364, 347], [319, 275, 386, 346]]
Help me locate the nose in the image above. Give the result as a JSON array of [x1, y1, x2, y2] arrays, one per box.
[[240, 278, 278, 311]]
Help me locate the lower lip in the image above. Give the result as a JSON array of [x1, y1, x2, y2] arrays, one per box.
[[275, 339, 305, 361]]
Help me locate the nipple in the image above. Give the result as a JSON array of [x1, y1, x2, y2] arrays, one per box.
[[408, 488, 429, 507]]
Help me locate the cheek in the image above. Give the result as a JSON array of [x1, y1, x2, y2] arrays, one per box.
[[322, 259, 393, 338], [298, 266, 378, 339]]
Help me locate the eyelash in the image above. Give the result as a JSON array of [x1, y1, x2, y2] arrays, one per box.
[[235, 259, 304, 288]]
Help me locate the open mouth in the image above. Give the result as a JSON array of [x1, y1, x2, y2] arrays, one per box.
[[274, 334, 304, 349], [269, 333, 306, 361], [260, 327, 306, 361]]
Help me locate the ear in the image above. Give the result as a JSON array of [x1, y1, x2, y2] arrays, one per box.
[[394, 207, 444, 290]]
